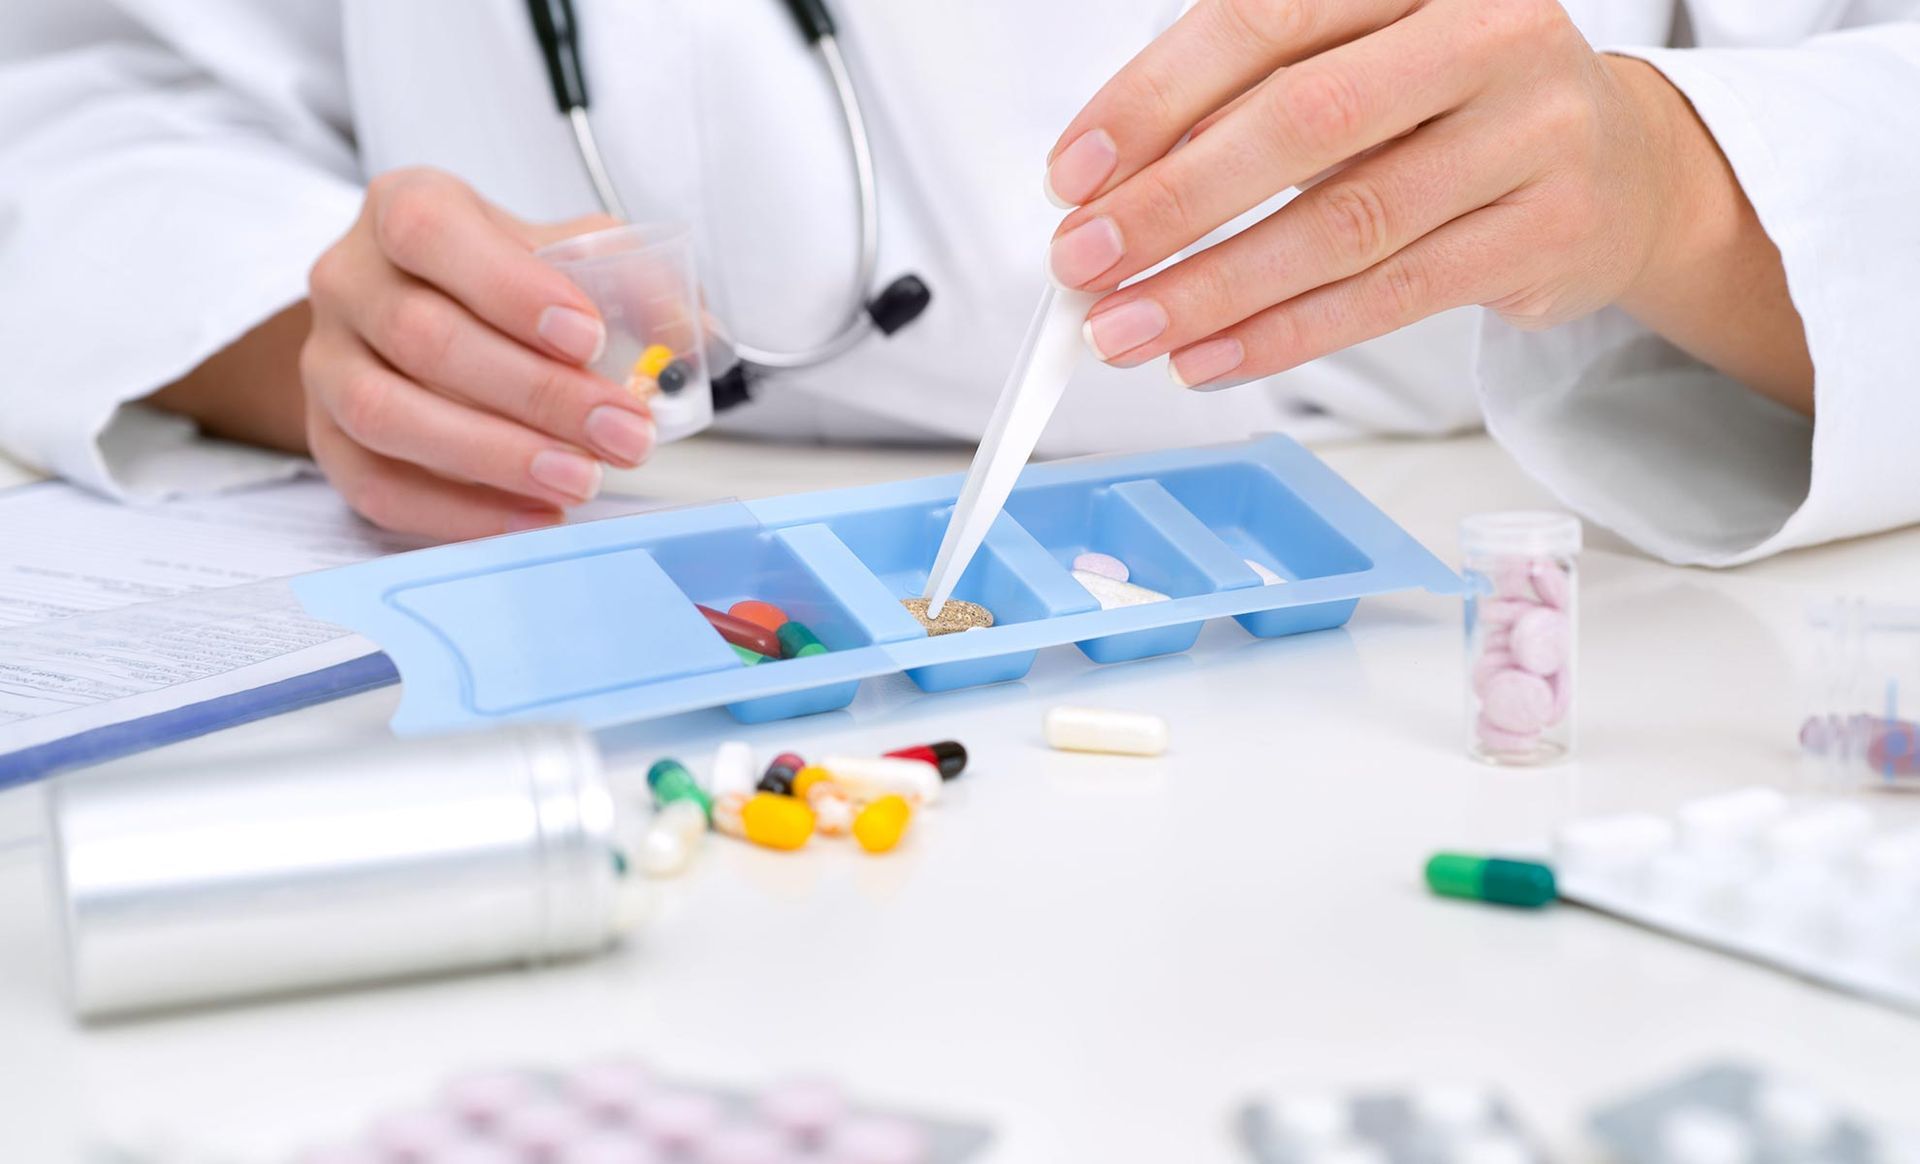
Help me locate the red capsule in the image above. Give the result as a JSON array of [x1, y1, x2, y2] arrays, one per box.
[[884, 740, 967, 780], [758, 752, 805, 796], [697, 605, 782, 658]]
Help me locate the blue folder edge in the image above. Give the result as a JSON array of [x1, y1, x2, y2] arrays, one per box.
[[0, 653, 399, 791]]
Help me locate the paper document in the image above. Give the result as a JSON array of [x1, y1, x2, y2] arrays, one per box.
[[0, 477, 419, 781]]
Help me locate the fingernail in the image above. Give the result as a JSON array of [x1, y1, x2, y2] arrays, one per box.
[[537, 306, 606, 364], [1048, 216, 1124, 288], [1045, 129, 1118, 207], [529, 448, 602, 501], [584, 405, 655, 465], [1083, 298, 1168, 360], [504, 508, 563, 533], [1169, 337, 1245, 388]]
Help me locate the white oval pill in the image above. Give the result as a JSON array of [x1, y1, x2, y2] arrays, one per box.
[[819, 756, 941, 805], [1071, 569, 1171, 609], [1044, 706, 1169, 756]]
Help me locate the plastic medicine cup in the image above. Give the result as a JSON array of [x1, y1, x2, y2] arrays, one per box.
[[1460, 511, 1581, 766], [537, 223, 715, 443]]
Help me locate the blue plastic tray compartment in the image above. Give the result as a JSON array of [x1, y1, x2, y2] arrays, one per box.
[[1003, 477, 1262, 662], [292, 436, 1469, 736], [777, 491, 1101, 692], [1155, 462, 1372, 638], [647, 521, 925, 723]]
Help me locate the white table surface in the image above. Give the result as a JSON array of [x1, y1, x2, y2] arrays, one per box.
[[3, 433, 1918, 1164]]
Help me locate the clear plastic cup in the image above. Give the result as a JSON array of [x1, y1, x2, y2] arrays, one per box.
[[537, 224, 714, 443], [1460, 512, 1581, 766]]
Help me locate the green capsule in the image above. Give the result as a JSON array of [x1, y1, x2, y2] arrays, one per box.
[[732, 643, 769, 665], [647, 758, 712, 821], [776, 620, 825, 658], [1424, 853, 1556, 908]]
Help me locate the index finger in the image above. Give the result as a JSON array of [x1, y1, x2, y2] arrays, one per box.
[[366, 169, 609, 367], [1044, 0, 1417, 207]]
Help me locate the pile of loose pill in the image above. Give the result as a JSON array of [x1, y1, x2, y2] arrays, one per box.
[[636, 740, 968, 875]]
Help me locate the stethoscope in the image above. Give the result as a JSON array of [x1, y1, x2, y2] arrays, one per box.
[[525, 0, 933, 410]]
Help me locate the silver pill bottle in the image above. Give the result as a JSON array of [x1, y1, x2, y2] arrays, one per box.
[[47, 723, 641, 1019]]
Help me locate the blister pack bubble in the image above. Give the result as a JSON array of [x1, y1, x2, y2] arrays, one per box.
[[1588, 1062, 1902, 1164], [1552, 788, 1920, 1014], [1237, 1085, 1546, 1164]]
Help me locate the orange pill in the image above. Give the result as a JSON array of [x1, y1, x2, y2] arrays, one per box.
[[728, 600, 791, 632]]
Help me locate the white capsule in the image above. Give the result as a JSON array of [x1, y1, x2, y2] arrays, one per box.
[[820, 755, 941, 805], [639, 799, 707, 877], [1071, 569, 1171, 609], [1044, 705, 1169, 756], [709, 739, 756, 798]]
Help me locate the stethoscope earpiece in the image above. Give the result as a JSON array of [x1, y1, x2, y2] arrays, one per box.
[[867, 274, 932, 336]]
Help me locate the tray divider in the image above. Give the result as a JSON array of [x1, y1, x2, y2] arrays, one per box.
[[1107, 480, 1264, 592], [771, 523, 927, 645]]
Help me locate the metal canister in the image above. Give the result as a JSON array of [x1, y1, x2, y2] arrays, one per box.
[[46, 723, 639, 1019]]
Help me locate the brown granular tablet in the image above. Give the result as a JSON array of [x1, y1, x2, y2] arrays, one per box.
[[901, 598, 994, 636]]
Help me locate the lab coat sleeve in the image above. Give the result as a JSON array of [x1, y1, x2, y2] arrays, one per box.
[[1475, 21, 1920, 566], [0, 38, 364, 501]]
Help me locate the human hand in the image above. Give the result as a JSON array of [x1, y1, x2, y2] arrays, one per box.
[[303, 167, 654, 538], [1044, 0, 1706, 390]]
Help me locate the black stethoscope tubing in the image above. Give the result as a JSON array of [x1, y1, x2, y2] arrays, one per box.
[[524, 0, 932, 408]]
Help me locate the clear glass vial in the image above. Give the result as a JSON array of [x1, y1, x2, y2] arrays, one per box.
[[1460, 512, 1581, 766]]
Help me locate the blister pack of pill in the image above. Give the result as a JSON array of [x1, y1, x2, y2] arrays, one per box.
[[1552, 787, 1920, 1014], [283, 1060, 993, 1164], [1236, 1085, 1545, 1164], [1588, 1062, 1908, 1164]]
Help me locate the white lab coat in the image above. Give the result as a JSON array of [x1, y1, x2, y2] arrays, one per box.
[[1, 1, 1916, 565]]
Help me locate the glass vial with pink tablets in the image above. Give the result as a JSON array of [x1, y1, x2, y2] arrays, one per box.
[[1461, 512, 1581, 765]]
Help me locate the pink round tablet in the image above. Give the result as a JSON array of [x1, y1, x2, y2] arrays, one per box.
[[633, 1089, 723, 1151], [366, 1108, 471, 1161], [1509, 607, 1570, 676], [1476, 712, 1541, 755], [556, 1131, 663, 1164], [427, 1142, 520, 1164], [1480, 669, 1554, 735], [758, 1079, 847, 1143], [444, 1071, 544, 1128], [496, 1097, 594, 1159], [1072, 551, 1129, 582], [565, 1060, 655, 1121], [1546, 671, 1572, 726], [1471, 650, 1517, 699], [1491, 559, 1536, 601], [704, 1123, 800, 1164], [826, 1116, 932, 1164], [1476, 597, 1534, 631], [1530, 560, 1571, 608]]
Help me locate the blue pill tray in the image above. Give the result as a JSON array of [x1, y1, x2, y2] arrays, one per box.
[[293, 436, 1466, 734]]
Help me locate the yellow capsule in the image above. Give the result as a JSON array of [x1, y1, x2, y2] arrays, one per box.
[[792, 765, 834, 800], [635, 343, 676, 380], [852, 795, 912, 854], [741, 791, 815, 851]]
